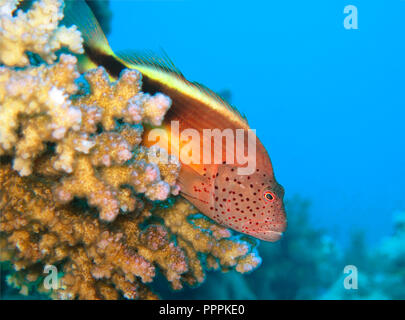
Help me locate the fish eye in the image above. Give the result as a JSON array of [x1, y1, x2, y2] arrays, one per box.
[[263, 191, 275, 202]]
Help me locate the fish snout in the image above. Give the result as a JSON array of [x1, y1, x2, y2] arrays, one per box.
[[243, 215, 287, 242]]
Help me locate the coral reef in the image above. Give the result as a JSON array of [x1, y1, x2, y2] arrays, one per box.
[[0, 0, 83, 66], [0, 0, 261, 300], [0, 54, 177, 221], [0, 165, 260, 299]]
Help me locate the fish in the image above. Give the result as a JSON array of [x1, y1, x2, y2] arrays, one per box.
[[63, 0, 287, 241]]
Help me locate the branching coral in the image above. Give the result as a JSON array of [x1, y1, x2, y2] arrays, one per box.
[[0, 0, 261, 300], [0, 164, 260, 299], [1, 49, 178, 221], [0, 165, 158, 299], [151, 200, 261, 289], [0, 0, 83, 66], [0, 54, 82, 175]]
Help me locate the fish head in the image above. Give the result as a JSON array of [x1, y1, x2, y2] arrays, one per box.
[[212, 150, 287, 242]]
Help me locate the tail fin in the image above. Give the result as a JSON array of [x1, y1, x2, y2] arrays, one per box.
[[62, 0, 113, 56]]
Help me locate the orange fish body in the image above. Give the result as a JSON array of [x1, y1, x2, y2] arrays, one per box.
[[64, 0, 287, 241], [141, 79, 286, 241]]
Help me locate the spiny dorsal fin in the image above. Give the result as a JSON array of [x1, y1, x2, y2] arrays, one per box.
[[62, 1, 248, 126], [190, 81, 249, 124], [116, 50, 185, 79], [116, 51, 248, 125], [62, 0, 113, 56]]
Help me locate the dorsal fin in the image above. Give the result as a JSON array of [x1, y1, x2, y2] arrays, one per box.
[[190, 81, 249, 124], [62, 0, 113, 56], [116, 50, 185, 79], [62, 2, 250, 127], [116, 50, 248, 125]]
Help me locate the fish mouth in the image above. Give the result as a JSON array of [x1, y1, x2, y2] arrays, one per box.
[[243, 218, 287, 242], [249, 229, 284, 242]]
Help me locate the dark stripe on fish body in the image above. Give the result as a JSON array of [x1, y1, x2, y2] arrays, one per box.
[[84, 44, 126, 78], [84, 46, 244, 166], [85, 45, 177, 100]]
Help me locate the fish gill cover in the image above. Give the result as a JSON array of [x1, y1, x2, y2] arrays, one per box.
[[0, 0, 261, 299]]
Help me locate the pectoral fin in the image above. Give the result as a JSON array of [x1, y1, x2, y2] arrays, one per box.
[[178, 164, 218, 213]]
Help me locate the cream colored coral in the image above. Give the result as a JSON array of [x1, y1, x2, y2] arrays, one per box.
[[52, 151, 176, 221], [0, 0, 262, 300], [0, 54, 82, 175], [75, 67, 172, 131], [0, 0, 83, 66], [1, 163, 261, 299], [0, 165, 159, 299], [153, 199, 262, 288], [127, 92, 172, 126], [0, 0, 18, 16], [0, 46, 176, 213], [45, 66, 177, 221], [135, 145, 181, 196]]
